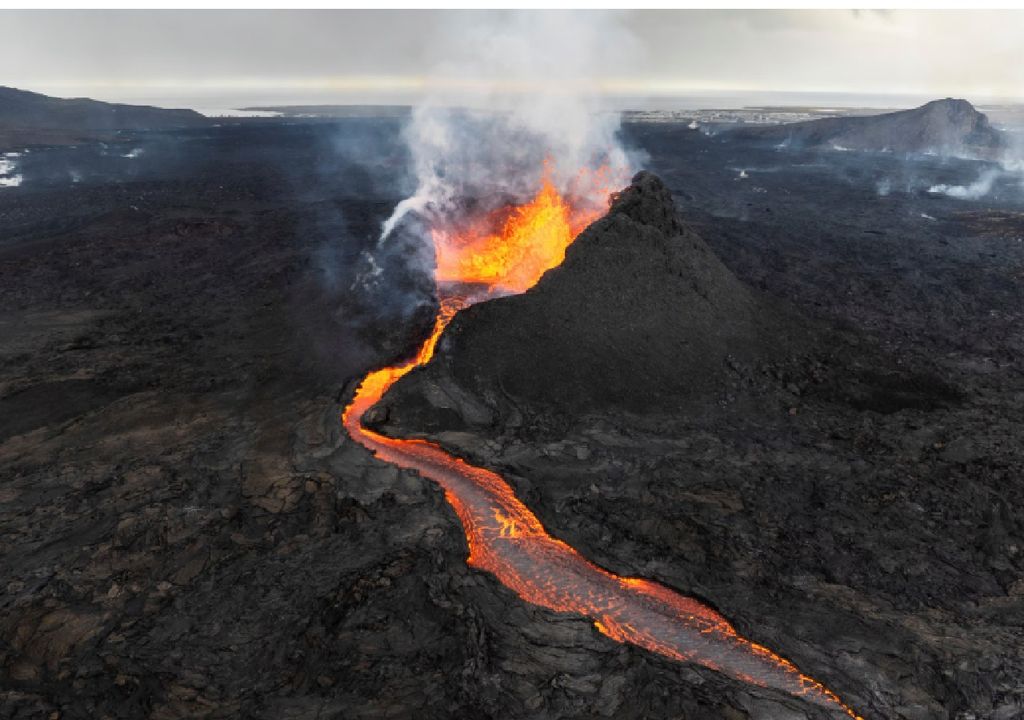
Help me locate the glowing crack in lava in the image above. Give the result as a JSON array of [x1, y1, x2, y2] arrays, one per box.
[[342, 166, 863, 719]]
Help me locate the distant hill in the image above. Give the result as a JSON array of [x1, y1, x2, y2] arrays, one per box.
[[0, 86, 208, 147], [726, 98, 1006, 158]]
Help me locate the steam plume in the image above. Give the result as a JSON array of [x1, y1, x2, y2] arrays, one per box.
[[377, 11, 644, 248], [925, 128, 1024, 201], [929, 167, 1001, 200]]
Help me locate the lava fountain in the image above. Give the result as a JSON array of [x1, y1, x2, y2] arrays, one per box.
[[341, 162, 864, 719]]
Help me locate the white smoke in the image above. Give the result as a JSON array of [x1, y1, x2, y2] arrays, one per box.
[[925, 129, 1024, 201], [928, 168, 1001, 200], [0, 153, 22, 188], [377, 11, 644, 246]]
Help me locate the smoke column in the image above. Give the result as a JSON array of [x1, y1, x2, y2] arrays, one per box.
[[377, 11, 645, 247]]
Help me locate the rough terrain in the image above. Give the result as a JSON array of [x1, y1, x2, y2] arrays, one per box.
[[378, 145, 1024, 718], [1, 117, 1022, 720]]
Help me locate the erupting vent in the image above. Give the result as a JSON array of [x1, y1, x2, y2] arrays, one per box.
[[432, 161, 617, 293], [342, 163, 864, 719]]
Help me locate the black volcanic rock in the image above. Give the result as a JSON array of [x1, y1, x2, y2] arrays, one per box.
[[0, 86, 207, 147], [3, 121, 1023, 720], [377, 172, 812, 432], [727, 98, 1006, 158]]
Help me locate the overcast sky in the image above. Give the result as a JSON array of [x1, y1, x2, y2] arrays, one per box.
[[3, 10, 1022, 109]]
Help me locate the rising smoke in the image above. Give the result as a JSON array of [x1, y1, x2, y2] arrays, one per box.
[[928, 167, 1001, 200], [925, 130, 1024, 201], [374, 10, 644, 254], [337, 12, 645, 366]]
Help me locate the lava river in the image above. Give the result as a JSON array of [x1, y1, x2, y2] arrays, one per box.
[[341, 168, 864, 719]]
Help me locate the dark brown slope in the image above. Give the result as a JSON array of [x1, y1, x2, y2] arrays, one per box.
[[727, 98, 1006, 159], [0, 86, 208, 147], [376, 172, 814, 433]]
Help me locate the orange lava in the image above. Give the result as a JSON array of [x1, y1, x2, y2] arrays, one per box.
[[432, 160, 615, 294], [341, 165, 864, 719]]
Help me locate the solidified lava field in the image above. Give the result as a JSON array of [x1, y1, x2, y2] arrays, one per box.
[[2, 118, 1023, 720]]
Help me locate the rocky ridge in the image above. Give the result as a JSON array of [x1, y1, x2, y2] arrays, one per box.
[[727, 98, 1006, 159]]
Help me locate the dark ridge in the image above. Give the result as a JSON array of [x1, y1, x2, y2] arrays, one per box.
[[725, 98, 1006, 159], [0, 85, 208, 147]]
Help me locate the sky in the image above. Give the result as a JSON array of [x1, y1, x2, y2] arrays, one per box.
[[2, 10, 1023, 110]]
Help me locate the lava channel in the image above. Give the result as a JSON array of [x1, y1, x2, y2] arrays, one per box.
[[341, 171, 864, 720]]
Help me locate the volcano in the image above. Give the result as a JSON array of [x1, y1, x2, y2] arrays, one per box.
[[342, 170, 863, 718], [374, 171, 812, 434], [7, 111, 1021, 720]]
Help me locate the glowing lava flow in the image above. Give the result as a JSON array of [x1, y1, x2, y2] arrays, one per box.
[[342, 173, 863, 719]]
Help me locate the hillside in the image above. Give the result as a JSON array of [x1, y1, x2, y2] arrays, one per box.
[[726, 98, 1006, 158], [0, 86, 207, 147]]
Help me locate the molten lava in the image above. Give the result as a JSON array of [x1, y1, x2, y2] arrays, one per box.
[[432, 161, 615, 294], [342, 165, 864, 719]]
